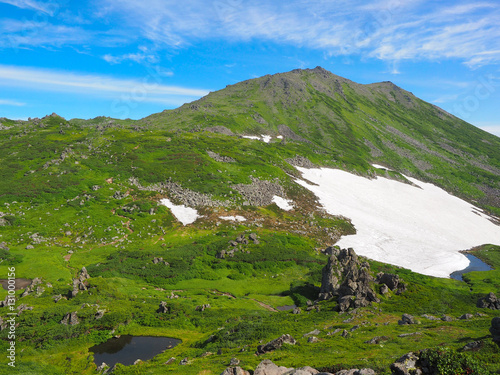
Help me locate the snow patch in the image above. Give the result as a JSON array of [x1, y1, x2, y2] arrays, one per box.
[[272, 196, 294, 211], [219, 215, 247, 222], [277, 135, 284, 139], [295, 167, 500, 278], [159, 198, 200, 226], [372, 164, 391, 170], [261, 135, 272, 143], [242, 135, 261, 141]]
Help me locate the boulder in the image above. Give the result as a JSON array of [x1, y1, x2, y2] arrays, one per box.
[[254, 359, 293, 375], [257, 334, 296, 354], [398, 314, 417, 325], [221, 367, 251, 375], [477, 292, 500, 310], [490, 317, 500, 344], [318, 248, 379, 312], [459, 313, 473, 320], [390, 352, 420, 375], [61, 311, 79, 325], [157, 301, 170, 313], [377, 273, 399, 290]]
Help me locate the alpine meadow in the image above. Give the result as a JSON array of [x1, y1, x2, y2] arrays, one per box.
[[1, 67, 500, 375]]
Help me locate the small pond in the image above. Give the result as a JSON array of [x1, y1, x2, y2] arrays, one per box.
[[0, 278, 32, 291], [276, 305, 297, 311], [450, 253, 492, 281], [89, 335, 181, 367]]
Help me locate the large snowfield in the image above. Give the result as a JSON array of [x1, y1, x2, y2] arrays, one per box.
[[296, 167, 500, 278]]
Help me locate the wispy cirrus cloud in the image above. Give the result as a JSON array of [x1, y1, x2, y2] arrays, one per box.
[[0, 65, 209, 103], [95, 0, 500, 68], [0, 98, 25, 106], [0, 0, 58, 14]]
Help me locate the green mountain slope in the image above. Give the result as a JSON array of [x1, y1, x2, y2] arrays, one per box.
[[144, 66, 500, 213], [0, 68, 499, 374]]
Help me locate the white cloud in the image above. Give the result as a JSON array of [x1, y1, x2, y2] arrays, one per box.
[[95, 0, 500, 67], [0, 98, 25, 106], [0, 65, 209, 100], [0, 0, 57, 14], [474, 122, 500, 137]]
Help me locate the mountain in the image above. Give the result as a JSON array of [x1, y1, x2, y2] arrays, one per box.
[[0, 67, 499, 374]]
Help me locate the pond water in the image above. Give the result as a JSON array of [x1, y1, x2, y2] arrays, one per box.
[[450, 253, 492, 281], [276, 305, 296, 311], [0, 278, 31, 291], [89, 335, 181, 367]]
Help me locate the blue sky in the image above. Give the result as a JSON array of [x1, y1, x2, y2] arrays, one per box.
[[0, 0, 499, 136]]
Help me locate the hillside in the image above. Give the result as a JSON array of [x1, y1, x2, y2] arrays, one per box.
[[0, 67, 499, 374]]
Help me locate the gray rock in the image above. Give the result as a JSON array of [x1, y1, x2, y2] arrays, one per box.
[[307, 336, 318, 343], [257, 334, 296, 354], [477, 292, 500, 310], [179, 357, 189, 365], [318, 248, 378, 312], [61, 311, 79, 325], [379, 284, 389, 295], [441, 315, 453, 322], [303, 329, 321, 338], [0, 242, 9, 250], [459, 313, 473, 320], [157, 301, 170, 313], [254, 359, 293, 375], [229, 358, 240, 366], [398, 314, 417, 325], [462, 341, 482, 351], [376, 273, 399, 290], [390, 352, 420, 375], [220, 367, 251, 375], [292, 307, 302, 314]]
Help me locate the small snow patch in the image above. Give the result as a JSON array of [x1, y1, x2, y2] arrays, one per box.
[[159, 198, 200, 225], [272, 196, 294, 211], [372, 164, 391, 170], [219, 215, 247, 222], [261, 135, 272, 143], [277, 135, 284, 139], [242, 135, 261, 141]]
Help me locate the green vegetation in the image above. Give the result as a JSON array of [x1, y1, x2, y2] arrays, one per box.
[[0, 68, 499, 374]]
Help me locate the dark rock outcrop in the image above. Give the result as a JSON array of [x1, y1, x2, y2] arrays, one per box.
[[477, 292, 500, 310], [256, 334, 296, 354], [490, 317, 500, 344], [319, 248, 379, 312]]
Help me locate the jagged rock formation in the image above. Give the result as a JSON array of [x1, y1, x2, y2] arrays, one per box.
[[477, 292, 500, 309], [256, 334, 296, 354], [318, 248, 379, 312], [70, 267, 90, 298]]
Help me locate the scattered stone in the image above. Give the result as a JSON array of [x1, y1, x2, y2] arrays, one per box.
[[292, 307, 302, 314], [207, 150, 236, 163], [26, 244, 34, 249], [196, 304, 211, 312], [95, 310, 105, 319], [303, 329, 321, 338], [16, 304, 33, 315], [398, 314, 418, 325], [441, 315, 453, 322], [380, 284, 389, 295], [229, 358, 240, 366], [285, 155, 315, 168], [336, 370, 375, 375], [164, 357, 176, 365], [179, 357, 189, 365], [477, 292, 500, 310], [0, 242, 9, 250], [462, 341, 482, 351], [398, 332, 421, 338], [459, 313, 473, 320], [307, 336, 318, 343], [365, 336, 390, 344], [157, 301, 170, 313], [256, 334, 296, 354]]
